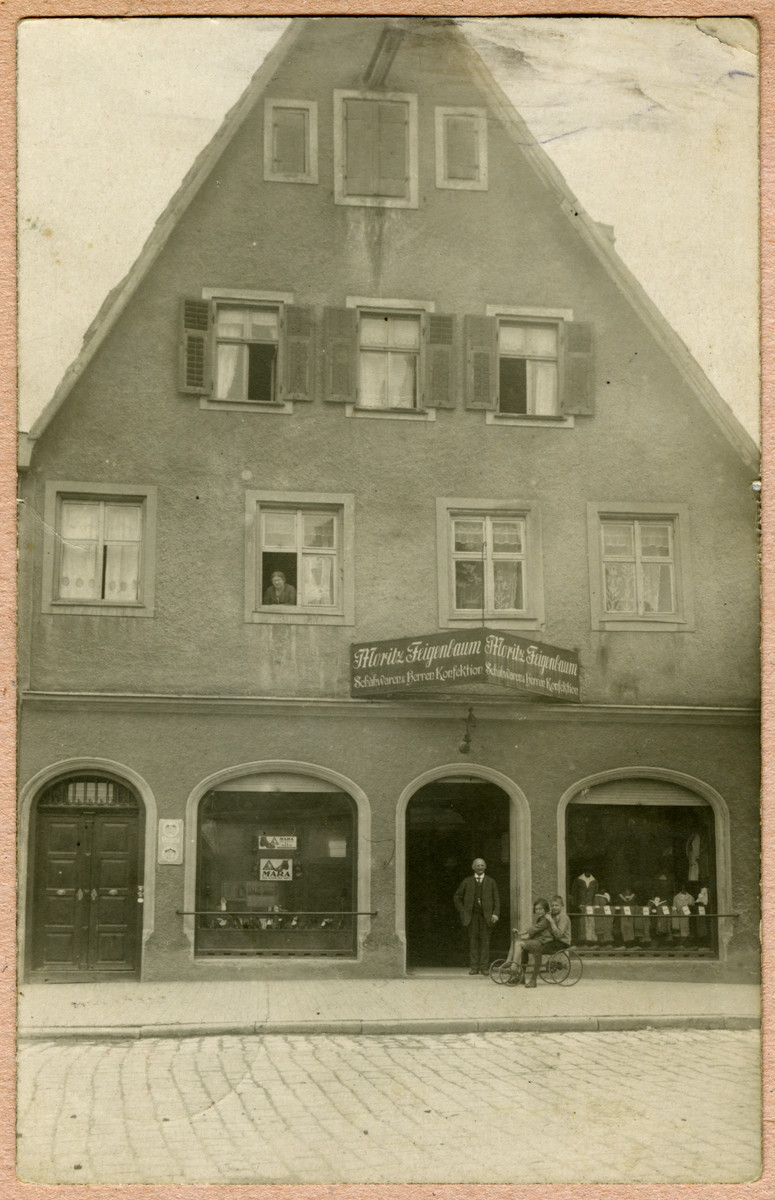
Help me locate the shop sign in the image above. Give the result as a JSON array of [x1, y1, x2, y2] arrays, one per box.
[[260, 858, 293, 881], [350, 628, 580, 701]]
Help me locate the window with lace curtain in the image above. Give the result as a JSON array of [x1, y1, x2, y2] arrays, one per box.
[[436, 498, 545, 630], [587, 502, 694, 631], [42, 482, 157, 617]]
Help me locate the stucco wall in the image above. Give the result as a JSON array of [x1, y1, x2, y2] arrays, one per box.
[[18, 704, 760, 979], [19, 20, 758, 709]]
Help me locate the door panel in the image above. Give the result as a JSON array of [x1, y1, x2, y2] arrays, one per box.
[[87, 813, 139, 973], [29, 806, 141, 979]]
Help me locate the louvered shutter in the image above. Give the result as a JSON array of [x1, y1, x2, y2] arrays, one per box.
[[179, 298, 212, 395], [376, 101, 409, 197], [423, 314, 457, 408], [281, 306, 315, 402], [322, 307, 358, 403], [560, 321, 595, 415], [464, 315, 497, 409]]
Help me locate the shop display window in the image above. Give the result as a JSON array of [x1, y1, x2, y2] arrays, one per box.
[[196, 788, 357, 957], [566, 793, 717, 954]]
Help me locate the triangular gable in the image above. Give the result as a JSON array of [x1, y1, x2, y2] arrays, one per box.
[[19, 16, 759, 474]]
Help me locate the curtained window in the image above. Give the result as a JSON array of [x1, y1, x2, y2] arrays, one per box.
[[57, 498, 143, 603], [601, 519, 676, 616]]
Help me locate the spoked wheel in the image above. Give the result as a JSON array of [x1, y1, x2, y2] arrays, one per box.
[[540, 950, 571, 984], [489, 958, 507, 983], [497, 961, 523, 986], [558, 950, 583, 986]]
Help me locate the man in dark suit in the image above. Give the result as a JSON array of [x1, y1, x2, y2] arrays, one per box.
[[454, 857, 500, 974]]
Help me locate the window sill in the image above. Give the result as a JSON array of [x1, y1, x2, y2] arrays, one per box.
[[346, 404, 436, 422], [486, 412, 574, 429], [592, 616, 692, 633], [247, 610, 351, 627], [335, 194, 417, 209], [436, 178, 487, 191], [199, 398, 294, 415], [442, 615, 544, 632], [45, 602, 154, 618], [264, 173, 318, 185]]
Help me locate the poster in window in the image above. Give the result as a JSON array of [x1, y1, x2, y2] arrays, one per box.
[[259, 858, 293, 881], [257, 834, 297, 850]]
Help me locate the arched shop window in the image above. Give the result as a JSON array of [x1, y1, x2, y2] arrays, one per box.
[[195, 773, 357, 957], [566, 779, 717, 955]]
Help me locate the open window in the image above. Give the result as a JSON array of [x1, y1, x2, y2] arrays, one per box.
[[245, 491, 355, 625], [465, 310, 594, 420], [179, 293, 314, 409]]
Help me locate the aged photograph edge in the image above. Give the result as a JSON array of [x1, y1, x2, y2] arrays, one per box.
[[1, 0, 771, 1196]]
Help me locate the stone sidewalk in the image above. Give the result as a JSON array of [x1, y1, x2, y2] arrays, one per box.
[[17, 972, 760, 1039]]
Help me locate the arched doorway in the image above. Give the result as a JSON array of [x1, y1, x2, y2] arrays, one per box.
[[26, 773, 145, 981], [405, 777, 512, 969]]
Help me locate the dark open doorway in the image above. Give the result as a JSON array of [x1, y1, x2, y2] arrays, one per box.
[[405, 779, 511, 969]]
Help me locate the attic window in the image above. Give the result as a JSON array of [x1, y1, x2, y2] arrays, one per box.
[[264, 100, 318, 184], [435, 107, 488, 191], [334, 90, 418, 209]]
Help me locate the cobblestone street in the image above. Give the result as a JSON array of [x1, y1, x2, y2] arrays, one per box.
[[17, 1028, 760, 1185]]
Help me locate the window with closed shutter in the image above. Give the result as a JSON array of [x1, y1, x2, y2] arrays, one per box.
[[334, 90, 418, 208], [264, 100, 318, 184], [435, 107, 488, 191]]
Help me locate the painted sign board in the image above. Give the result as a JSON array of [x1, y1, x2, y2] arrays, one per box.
[[350, 628, 580, 701]]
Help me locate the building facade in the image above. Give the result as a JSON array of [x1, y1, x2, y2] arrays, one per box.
[[18, 17, 760, 983]]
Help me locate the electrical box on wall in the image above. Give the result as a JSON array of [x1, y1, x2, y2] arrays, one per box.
[[158, 819, 184, 864]]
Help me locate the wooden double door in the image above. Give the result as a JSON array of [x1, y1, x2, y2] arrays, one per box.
[[28, 801, 143, 981]]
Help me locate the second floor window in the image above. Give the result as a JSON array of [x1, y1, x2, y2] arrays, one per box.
[[359, 312, 421, 409], [215, 305, 279, 404], [498, 321, 559, 415]]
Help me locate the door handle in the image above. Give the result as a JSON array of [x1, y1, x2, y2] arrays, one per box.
[[76, 889, 84, 901], [90, 889, 98, 902], [137, 885, 145, 904]]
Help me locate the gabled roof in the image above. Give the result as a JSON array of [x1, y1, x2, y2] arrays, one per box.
[[19, 15, 759, 473]]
